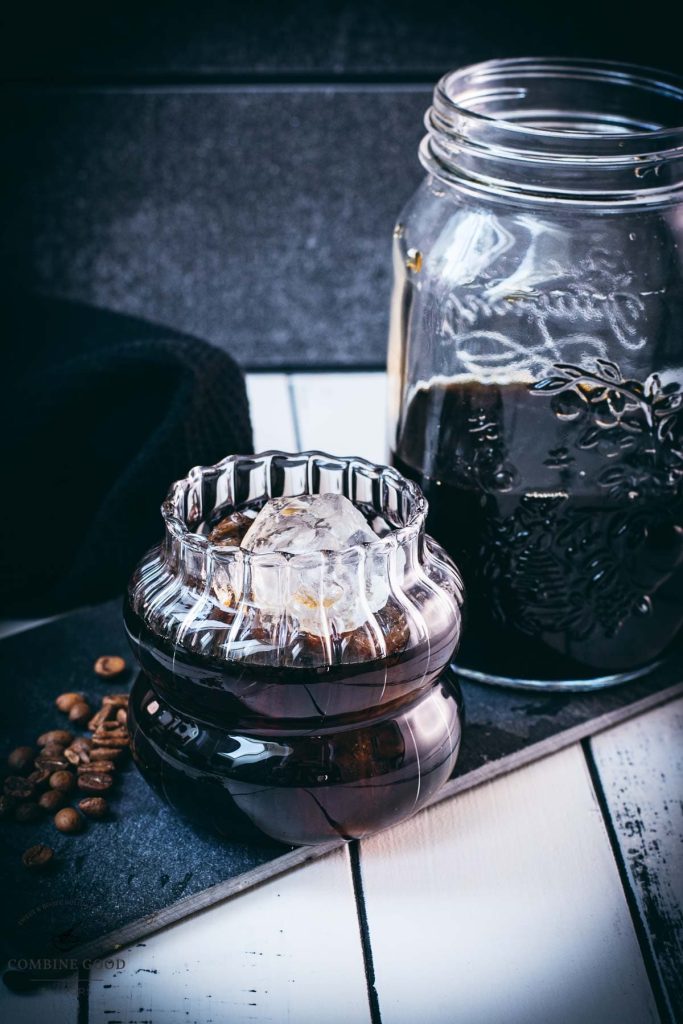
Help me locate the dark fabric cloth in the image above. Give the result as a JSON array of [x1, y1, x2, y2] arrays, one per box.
[[0, 294, 253, 616]]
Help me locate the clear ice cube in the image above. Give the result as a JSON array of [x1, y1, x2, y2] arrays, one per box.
[[241, 493, 377, 553], [238, 494, 389, 636]]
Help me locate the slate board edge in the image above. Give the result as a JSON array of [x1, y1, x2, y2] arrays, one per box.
[[52, 678, 683, 972]]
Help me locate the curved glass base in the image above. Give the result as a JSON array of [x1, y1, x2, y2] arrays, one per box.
[[129, 668, 464, 846], [452, 658, 661, 692]]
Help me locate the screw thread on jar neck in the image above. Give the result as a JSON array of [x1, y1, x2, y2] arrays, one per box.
[[421, 58, 683, 206]]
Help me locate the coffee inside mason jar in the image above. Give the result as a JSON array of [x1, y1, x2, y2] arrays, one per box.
[[393, 375, 683, 683]]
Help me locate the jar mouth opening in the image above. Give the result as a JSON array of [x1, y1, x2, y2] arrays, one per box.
[[161, 450, 428, 561], [436, 57, 683, 146], [424, 57, 683, 205]]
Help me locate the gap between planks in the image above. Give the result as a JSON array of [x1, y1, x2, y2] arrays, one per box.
[[247, 371, 388, 462], [589, 700, 683, 1023], [356, 744, 661, 1024]]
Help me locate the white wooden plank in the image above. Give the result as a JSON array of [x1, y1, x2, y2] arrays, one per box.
[[359, 744, 659, 1024], [88, 847, 370, 1024], [0, 977, 78, 1024], [246, 373, 298, 452], [290, 372, 387, 463], [591, 698, 683, 1020]]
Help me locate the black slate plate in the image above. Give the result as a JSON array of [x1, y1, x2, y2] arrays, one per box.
[[1, 598, 681, 973]]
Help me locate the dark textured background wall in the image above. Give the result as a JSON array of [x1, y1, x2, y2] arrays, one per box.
[[2, 1, 681, 369]]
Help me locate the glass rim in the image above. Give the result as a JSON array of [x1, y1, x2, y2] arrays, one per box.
[[435, 57, 683, 147], [161, 450, 428, 562]]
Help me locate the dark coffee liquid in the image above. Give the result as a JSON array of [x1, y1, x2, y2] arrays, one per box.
[[393, 378, 683, 682], [125, 602, 462, 845]]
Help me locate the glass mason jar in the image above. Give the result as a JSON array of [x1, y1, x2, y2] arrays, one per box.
[[125, 452, 464, 845], [388, 58, 683, 690]]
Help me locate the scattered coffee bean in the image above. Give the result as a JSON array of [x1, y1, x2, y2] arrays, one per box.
[[77, 772, 113, 793], [37, 730, 73, 748], [66, 738, 92, 763], [78, 797, 108, 819], [4, 776, 35, 801], [4, 686, 130, 839], [39, 789, 66, 812], [94, 656, 126, 677], [68, 701, 91, 725], [22, 844, 54, 870], [87, 706, 111, 731], [55, 693, 83, 713], [27, 768, 52, 790], [49, 770, 75, 793], [0, 794, 16, 819], [54, 807, 83, 834], [103, 693, 129, 708], [34, 753, 71, 772], [90, 747, 124, 762], [15, 801, 41, 823], [38, 743, 66, 758], [91, 733, 129, 748], [7, 746, 35, 773], [69, 736, 92, 754], [78, 760, 116, 775]]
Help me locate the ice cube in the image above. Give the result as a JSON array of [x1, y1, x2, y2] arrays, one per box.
[[236, 493, 390, 637], [241, 493, 378, 553]]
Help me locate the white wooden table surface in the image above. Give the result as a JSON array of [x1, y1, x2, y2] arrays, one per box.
[[1, 372, 681, 1024]]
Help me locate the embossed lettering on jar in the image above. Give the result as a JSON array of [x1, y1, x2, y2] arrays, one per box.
[[388, 58, 683, 689]]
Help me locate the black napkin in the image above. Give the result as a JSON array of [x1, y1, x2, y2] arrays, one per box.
[[0, 294, 253, 616]]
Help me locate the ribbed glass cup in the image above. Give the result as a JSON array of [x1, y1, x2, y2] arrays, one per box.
[[125, 452, 465, 845]]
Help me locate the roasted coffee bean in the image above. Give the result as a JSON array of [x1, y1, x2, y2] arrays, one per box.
[[55, 692, 83, 713], [34, 754, 71, 772], [77, 772, 113, 793], [0, 794, 16, 819], [37, 730, 73, 748], [39, 743, 66, 758], [87, 707, 112, 731], [98, 720, 123, 732], [66, 739, 92, 764], [91, 733, 129, 748], [7, 746, 35, 773], [22, 844, 54, 870], [94, 656, 126, 677], [78, 760, 116, 775], [54, 807, 83, 834], [28, 768, 52, 790], [116, 708, 128, 726], [69, 737, 92, 754], [90, 747, 124, 762], [103, 693, 129, 707], [15, 802, 41, 823], [78, 797, 108, 819], [39, 789, 66, 813], [68, 701, 91, 725], [4, 776, 35, 801], [49, 770, 75, 793]]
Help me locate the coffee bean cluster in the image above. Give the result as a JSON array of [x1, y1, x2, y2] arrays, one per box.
[[1, 655, 129, 869]]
